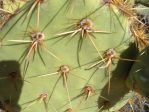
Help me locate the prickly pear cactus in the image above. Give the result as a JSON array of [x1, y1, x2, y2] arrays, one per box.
[[126, 47, 149, 98], [0, 0, 148, 112], [126, 5, 149, 99]]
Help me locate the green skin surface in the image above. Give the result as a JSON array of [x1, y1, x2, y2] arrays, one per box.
[[0, 0, 138, 112]]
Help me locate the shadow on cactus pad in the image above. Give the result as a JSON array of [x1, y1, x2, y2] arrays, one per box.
[[98, 43, 139, 111], [0, 60, 23, 112], [127, 45, 149, 98]]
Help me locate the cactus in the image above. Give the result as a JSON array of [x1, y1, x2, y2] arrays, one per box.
[[126, 47, 149, 98], [135, 0, 149, 7], [126, 5, 149, 99], [0, 0, 148, 112]]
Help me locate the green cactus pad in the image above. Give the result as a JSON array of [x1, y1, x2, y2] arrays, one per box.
[[0, 0, 140, 112]]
